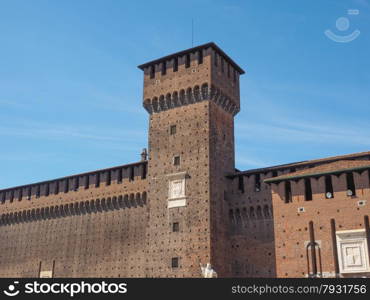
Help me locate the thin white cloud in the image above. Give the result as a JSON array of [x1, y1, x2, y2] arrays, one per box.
[[236, 119, 370, 147], [0, 122, 146, 144], [235, 156, 272, 168]]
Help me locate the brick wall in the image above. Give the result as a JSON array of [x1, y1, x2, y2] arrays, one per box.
[[271, 170, 370, 277]]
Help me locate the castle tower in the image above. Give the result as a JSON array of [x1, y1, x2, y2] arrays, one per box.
[[138, 43, 245, 277]]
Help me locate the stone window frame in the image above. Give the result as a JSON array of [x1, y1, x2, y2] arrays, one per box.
[[173, 155, 181, 166], [166, 172, 187, 208], [170, 124, 177, 135], [336, 229, 370, 274]]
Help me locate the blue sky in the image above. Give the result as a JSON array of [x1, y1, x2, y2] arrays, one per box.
[[0, 0, 369, 189]]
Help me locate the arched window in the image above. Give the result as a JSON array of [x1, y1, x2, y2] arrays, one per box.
[[242, 207, 248, 220], [142, 192, 147, 204], [166, 93, 172, 108], [107, 198, 112, 210], [152, 97, 159, 112], [129, 193, 135, 204], [193, 86, 200, 101], [136, 192, 141, 204], [250, 207, 255, 219], [186, 87, 192, 103], [263, 205, 270, 218], [112, 197, 118, 210], [172, 91, 179, 106], [256, 206, 262, 219], [179, 90, 185, 104], [118, 195, 124, 208], [201, 83, 208, 99], [159, 95, 165, 110], [85, 201, 91, 213], [124, 194, 129, 206]]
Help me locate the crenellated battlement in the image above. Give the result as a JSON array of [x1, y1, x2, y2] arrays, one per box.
[[0, 191, 147, 227], [139, 42, 245, 116], [142, 83, 239, 115], [0, 161, 147, 206]]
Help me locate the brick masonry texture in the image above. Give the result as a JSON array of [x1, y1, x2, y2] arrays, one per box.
[[0, 43, 369, 278]]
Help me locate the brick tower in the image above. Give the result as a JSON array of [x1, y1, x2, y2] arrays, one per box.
[[138, 43, 245, 277]]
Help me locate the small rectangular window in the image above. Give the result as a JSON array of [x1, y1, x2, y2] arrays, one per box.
[[284, 181, 292, 203], [227, 64, 230, 78], [325, 175, 334, 198], [214, 53, 218, 66], [117, 168, 123, 183], [172, 222, 179, 232], [85, 175, 90, 189], [27, 186, 32, 200], [95, 173, 100, 187], [74, 177, 79, 191], [1, 192, 5, 204], [9, 190, 14, 203], [304, 178, 312, 201], [64, 180, 69, 193], [233, 70, 237, 82], [129, 167, 135, 181], [141, 163, 147, 179], [255, 174, 261, 192], [346, 172, 356, 196], [173, 156, 180, 166], [149, 65, 155, 79], [221, 58, 224, 72], [185, 54, 190, 68], [173, 57, 178, 72], [161, 61, 166, 75], [272, 170, 278, 177], [36, 185, 41, 198], [54, 182, 59, 195], [198, 50, 203, 64], [170, 125, 177, 135], [171, 257, 179, 268], [238, 175, 244, 193], [45, 184, 50, 197], [18, 189, 23, 201], [106, 171, 111, 186]]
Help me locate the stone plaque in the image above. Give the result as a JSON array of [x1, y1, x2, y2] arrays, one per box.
[[336, 229, 370, 274]]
